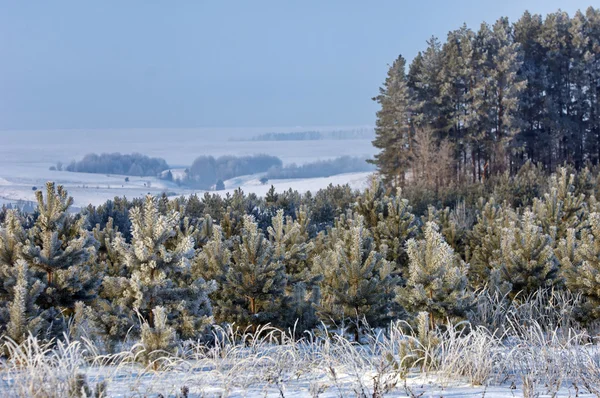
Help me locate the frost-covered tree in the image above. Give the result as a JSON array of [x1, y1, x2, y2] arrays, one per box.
[[0, 210, 26, 271], [375, 190, 418, 272], [468, 199, 517, 287], [562, 213, 600, 319], [90, 219, 135, 348], [192, 225, 233, 325], [21, 183, 98, 316], [496, 210, 559, 297], [139, 306, 176, 364], [4, 260, 50, 345], [316, 216, 399, 338], [224, 215, 287, 327], [355, 182, 418, 272], [268, 208, 315, 284], [422, 204, 471, 257], [397, 222, 472, 327], [110, 195, 215, 340], [533, 168, 587, 242], [268, 208, 319, 330]]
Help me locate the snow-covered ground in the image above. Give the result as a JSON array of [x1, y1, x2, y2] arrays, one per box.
[[0, 129, 376, 208]]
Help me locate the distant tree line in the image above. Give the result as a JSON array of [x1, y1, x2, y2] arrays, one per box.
[[371, 7, 600, 187], [185, 154, 282, 189], [65, 153, 169, 177], [266, 156, 375, 180], [241, 128, 375, 141], [62, 152, 373, 190]]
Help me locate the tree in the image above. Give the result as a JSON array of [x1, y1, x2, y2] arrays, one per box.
[[355, 183, 418, 274], [513, 11, 546, 167], [268, 208, 314, 284], [268, 208, 318, 330], [224, 215, 287, 327], [21, 182, 98, 314], [397, 222, 472, 328], [315, 215, 399, 339], [468, 199, 516, 287], [368, 55, 414, 187], [110, 195, 215, 340], [496, 210, 559, 297], [90, 218, 135, 348], [408, 37, 445, 130], [561, 212, 600, 319], [192, 225, 232, 324], [411, 128, 455, 191], [533, 168, 587, 242], [3, 260, 50, 345], [439, 25, 476, 180], [139, 306, 176, 364], [486, 18, 525, 175], [184, 193, 204, 220], [187, 156, 217, 189]]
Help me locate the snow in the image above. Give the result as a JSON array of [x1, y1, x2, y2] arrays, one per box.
[[0, 129, 376, 208]]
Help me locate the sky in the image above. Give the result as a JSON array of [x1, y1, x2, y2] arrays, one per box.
[[0, 1, 595, 131]]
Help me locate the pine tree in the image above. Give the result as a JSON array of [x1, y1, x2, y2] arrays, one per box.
[[315, 216, 398, 338], [111, 195, 215, 340], [4, 260, 50, 345], [21, 182, 98, 316], [439, 24, 476, 179], [539, 11, 575, 168], [184, 193, 204, 220], [224, 215, 287, 327], [368, 55, 414, 187], [562, 212, 600, 319], [496, 210, 559, 297], [192, 225, 233, 325], [468, 199, 516, 287], [408, 37, 445, 130], [374, 189, 418, 273], [582, 7, 600, 165], [268, 208, 315, 284], [422, 204, 472, 257], [533, 168, 587, 242], [267, 207, 321, 330], [91, 219, 135, 348], [487, 17, 526, 174], [355, 179, 388, 231], [139, 306, 176, 364], [397, 222, 472, 328], [513, 11, 546, 166], [0, 210, 26, 271]]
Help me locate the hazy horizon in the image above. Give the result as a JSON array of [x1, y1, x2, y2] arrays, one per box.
[[0, 1, 595, 131]]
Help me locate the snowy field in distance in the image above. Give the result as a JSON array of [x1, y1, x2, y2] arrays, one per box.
[[0, 128, 376, 208]]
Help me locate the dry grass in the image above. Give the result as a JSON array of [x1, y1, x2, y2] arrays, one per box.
[[2, 289, 600, 397]]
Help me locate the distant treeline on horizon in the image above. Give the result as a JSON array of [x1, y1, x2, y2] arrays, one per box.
[[57, 152, 374, 190], [234, 128, 375, 142]]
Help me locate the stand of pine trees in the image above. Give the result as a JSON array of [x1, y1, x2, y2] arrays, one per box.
[[1, 163, 600, 352], [371, 7, 600, 187]]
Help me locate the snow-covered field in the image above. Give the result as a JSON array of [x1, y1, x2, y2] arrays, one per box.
[[0, 128, 377, 208]]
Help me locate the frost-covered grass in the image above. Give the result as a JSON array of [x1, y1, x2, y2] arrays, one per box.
[[3, 315, 600, 398]]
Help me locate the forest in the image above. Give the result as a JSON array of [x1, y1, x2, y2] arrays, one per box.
[[370, 7, 600, 188]]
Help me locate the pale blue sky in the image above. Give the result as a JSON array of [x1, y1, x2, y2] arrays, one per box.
[[0, 1, 594, 130]]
